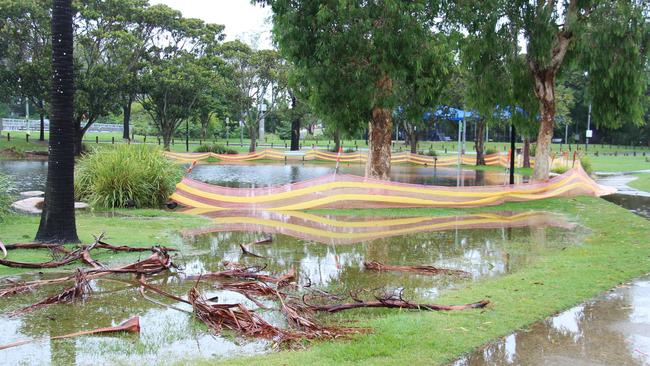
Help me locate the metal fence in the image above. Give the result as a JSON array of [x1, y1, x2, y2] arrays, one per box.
[[0, 118, 123, 133]]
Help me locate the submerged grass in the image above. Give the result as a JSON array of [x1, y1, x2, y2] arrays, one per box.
[[628, 173, 650, 193], [173, 196, 650, 366]]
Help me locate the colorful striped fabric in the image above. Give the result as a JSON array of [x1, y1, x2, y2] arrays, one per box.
[[180, 210, 575, 245], [170, 165, 615, 211], [164, 149, 535, 167]]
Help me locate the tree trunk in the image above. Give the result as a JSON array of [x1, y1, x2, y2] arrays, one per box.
[[409, 129, 418, 154], [36, 0, 79, 243], [333, 130, 341, 152], [39, 111, 45, 142], [290, 96, 300, 151], [532, 70, 557, 180], [122, 96, 132, 140], [523, 138, 531, 168], [366, 106, 392, 180], [249, 125, 256, 153], [161, 120, 172, 151], [475, 118, 485, 165]]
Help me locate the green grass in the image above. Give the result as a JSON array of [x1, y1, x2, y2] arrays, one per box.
[[628, 173, 650, 193], [0, 209, 210, 277], [169, 196, 650, 366], [588, 155, 650, 172]]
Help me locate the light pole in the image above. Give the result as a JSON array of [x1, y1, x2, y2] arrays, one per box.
[[239, 120, 243, 146], [225, 117, 230, 141], [25, 99, 30, 136], [258, 103, 267, 142], [585, 102, 592, 153]]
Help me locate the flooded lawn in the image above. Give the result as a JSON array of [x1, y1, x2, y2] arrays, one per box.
[[188, 162, 527, 188], [0, 160, 48, 193], [0, 212, 579, 365], [453, 274, 650, 366]]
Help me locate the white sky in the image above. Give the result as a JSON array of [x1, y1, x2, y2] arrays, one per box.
[[149, 0, 273, 49]]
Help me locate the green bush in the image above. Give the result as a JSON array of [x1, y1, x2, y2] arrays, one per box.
[[485, 147, 498, 155], [424, 149, 437, 157], [75, 144, 182, 209], [580, 156, 593, 175], [551, 165, 570, 174], [0, 173, 13, 221], [194, 144, 238, 154]]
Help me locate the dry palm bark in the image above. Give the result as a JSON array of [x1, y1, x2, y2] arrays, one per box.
[[363, 261, 470, 276]]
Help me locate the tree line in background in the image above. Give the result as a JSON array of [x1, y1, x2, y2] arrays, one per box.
[[1, 0, 648, 178]]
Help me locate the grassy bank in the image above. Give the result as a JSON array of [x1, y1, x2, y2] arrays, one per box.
[[0, 209, 210, 277], [628, 173, 650, 193], [166, 196, 650, 366]]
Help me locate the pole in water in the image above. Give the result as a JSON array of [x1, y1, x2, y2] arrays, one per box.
[[509, 124, 515, 185]]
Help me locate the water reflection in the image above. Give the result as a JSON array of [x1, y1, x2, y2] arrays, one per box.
[[602, 194, 650, 219], [0, 213, 578, 365], [453, 275, 650, 366], [189, 163, 527, 188]]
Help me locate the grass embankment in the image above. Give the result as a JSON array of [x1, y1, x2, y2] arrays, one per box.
[[0, 209, 210, 277], [628, 173, 650, 193], [169, 196, 650, 366]]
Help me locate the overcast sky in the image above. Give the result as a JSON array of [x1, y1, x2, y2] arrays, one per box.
[[149, 0, 273, 49]]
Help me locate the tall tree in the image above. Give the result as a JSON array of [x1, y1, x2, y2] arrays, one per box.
[[459, 0, 649, 180], [263, 0, 441, 179], [0, 0, 51, 141], [35, 0, 79, 243]]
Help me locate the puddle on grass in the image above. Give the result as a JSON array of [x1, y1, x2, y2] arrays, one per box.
[[0, 212, 580, 365], [602, 194, 650, 219], [452, 274, 650, 366], [0, 160, 48, 193], [188, 163, 528, 188]]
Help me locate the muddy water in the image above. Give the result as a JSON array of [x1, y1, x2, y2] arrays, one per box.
[[453, 274, 650, 366], [0, 213, 576, 365]]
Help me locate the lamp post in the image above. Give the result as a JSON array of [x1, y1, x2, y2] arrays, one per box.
[[185, 119, 189, 152], [258, 103, 267, 142], [585, 102, 592, 153], [25, 99, 30, 136], [225, 117, 230, 141]]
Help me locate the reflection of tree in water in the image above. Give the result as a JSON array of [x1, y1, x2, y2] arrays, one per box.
[[457, 289, 641, 366]]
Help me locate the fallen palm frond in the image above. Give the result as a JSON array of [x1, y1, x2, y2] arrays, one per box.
[[1, 242, 70, 252], [96, 240, 176, 253], [8, 269, 92, 317], [0, 248, 173, 298], [240, 244, 265, 258], [214, 281, 277, 309], [305, 290, 489, 313], [276, 291, 362, 339], [188, 285, 295, 342], [187, 266, 296, 286], [0, 245, 90, 269], [363, 261, 470, 276], [0, 316, 140, 350]]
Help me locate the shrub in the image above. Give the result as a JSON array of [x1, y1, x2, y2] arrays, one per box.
[[75, 144, 183, 209], [551, 165, 569, 175], [0, 173, 12, 221], [424, 149, 437, 157], [580, 156, 593, 175], [194, 144, 238, 154], [485, 147, 498, 155]]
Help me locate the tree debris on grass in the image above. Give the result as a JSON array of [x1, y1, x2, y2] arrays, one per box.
[[0, 247, 173, 298], [363, 260, 470, 276], [304, 289, 489, 313], [9, 269, 91, 317], [0, 316, 140, 350]]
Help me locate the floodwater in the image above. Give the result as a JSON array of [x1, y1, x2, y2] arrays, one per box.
[[188, 162, 527, 188], [0, 212, 578, 365], [452, 274, 650, 366], [602, 194, 650, 219], [0, 160, 48, 193], [0, 160, 525, 193]]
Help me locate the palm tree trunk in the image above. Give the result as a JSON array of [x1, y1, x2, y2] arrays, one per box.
[[36, 0, 79, 243]]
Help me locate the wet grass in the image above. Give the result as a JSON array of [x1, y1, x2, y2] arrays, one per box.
[[172, 196, 650, 366], [628, 173, 650, 193], [0, 209, 210, 277], [589, 155, 650, 172]]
